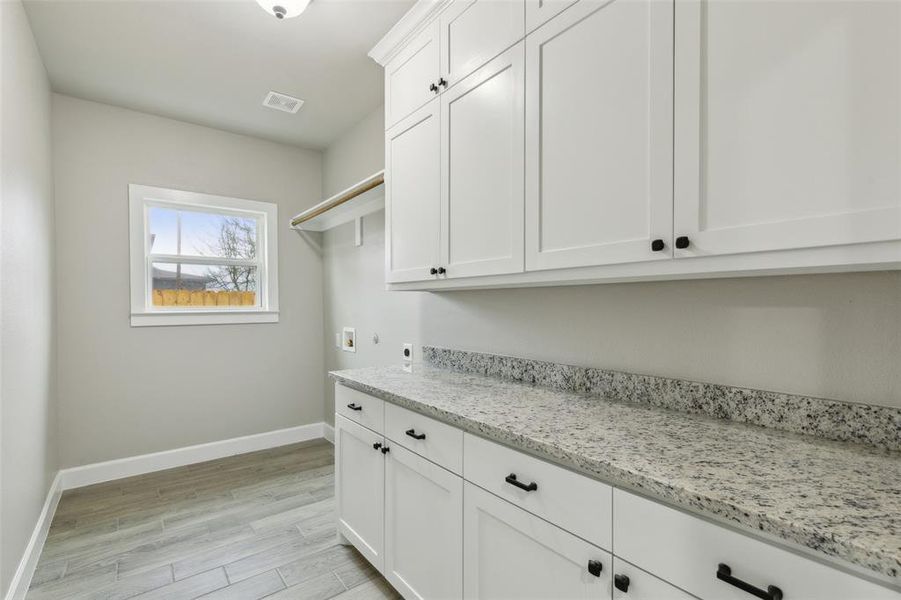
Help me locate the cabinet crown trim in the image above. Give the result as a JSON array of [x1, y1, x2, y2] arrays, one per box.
[[369, 0, 453, 65]]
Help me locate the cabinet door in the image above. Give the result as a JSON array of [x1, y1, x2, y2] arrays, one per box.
[[440, 43, 525, 279], [611, 558, 697, 600], [335, 414, 385, 572], [674, 0, 901, 257], [525, 0, 673, 271], [385, 100, 441, 283], [440, 0, 525, 89], [386, 20, 440, 129], [384, 445, 463, 600], [463, 482, 611, 600], [525, 0, 579, 33]]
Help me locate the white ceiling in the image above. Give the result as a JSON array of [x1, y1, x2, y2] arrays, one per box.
[[23, 0, 414, 150]]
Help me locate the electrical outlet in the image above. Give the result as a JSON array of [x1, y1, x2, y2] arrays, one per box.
[[402, 343, 413, 372]]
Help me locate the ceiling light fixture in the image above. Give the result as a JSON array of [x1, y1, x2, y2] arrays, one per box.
[[256, 0, 311, 20]]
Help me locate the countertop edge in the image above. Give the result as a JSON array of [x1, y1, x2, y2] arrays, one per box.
[[329, 372, 901, 587]]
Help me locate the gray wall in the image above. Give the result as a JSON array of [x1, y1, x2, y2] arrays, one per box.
[[1, 1, 58, 594], [52, 95, 325, 468], [322, 106, 385, 198], [322, 107, 422, 424], [321, 106, 901, 424]]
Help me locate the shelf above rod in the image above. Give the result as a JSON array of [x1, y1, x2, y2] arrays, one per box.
[[290, 170, 385, 231]]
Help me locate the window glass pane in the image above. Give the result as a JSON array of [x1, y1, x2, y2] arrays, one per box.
[[147, 205, 258, 260], [180, 211, 258, 259], [148, 206, 178, 254], [151, 262, 258, 308]]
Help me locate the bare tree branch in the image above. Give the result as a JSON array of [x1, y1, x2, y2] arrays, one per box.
[[202, 217, 257, 292]]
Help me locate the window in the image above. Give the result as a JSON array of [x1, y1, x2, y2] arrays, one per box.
[[129, 185, 278, 326]]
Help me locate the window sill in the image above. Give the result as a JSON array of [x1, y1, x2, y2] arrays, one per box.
[[130, 310, 279, 327]]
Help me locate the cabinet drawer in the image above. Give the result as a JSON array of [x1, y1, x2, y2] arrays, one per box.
[[335, 384, 384, 434], [463, 433, 612, 549], [614, 490, 901, 600], [612, 558, 697, 600], [385, 402, 463, 474]]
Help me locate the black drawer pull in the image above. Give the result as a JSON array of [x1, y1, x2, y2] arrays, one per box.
[[587, 560, 603, 578], [346, 403, 362, 411], [614, 574, 630, 592], [717, 564, 782, 600], [405, 428, 426, 440], [505, 473, 537, 492]]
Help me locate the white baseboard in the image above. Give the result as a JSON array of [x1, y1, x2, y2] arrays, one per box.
[[4, 472, 63, 600], [323, 423, 335, 444], [59, 422, 331, 490]]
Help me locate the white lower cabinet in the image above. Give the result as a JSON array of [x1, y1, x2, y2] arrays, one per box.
[[335, 386, 900, 600], [335, 414, 385, 571], [463, 482, 612, 599], [613, 489, 900, 600], [384, 444, 463, 599]]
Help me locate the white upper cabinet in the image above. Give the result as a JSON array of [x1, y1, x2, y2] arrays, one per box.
[[674, 0, 901, 257], [440, 43, 525, 279], [385, 20, 440, 129], [525, 0, 674, 271], [384, 445, 463, 600], [373, 0, 901, 289], [440, 0, 525, 89], [385, 100, 441, 283], [525, 0, 579, 33]]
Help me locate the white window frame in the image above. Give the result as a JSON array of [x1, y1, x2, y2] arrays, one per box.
[[128, 184, 279, 327]]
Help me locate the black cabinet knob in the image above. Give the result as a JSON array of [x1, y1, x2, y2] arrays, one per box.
[[614, 574, 630, 593], [651, 238, 665, 252], [429, 82, 438, 93], [429, 267, 438, 275], [438, 77, 448, 88], [587, 560, 604, 578], [675, 236, 690, 249], [437, 267, 446, 275], [372, 442, 382, 450], [380, 446, 390, 454]]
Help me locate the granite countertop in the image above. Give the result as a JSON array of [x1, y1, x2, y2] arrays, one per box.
[[330, 364, 901, 585]]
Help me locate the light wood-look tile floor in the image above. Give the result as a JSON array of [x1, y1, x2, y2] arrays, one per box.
[[27, 440, 400, 600]]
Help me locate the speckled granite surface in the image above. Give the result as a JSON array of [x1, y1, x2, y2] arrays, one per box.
[[423, 346, 901, 452], [330, 363, 901, 584]]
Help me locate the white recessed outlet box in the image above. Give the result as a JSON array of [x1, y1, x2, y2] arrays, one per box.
[[402, 343, 413, 372], [342, 327, 356, 353]]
